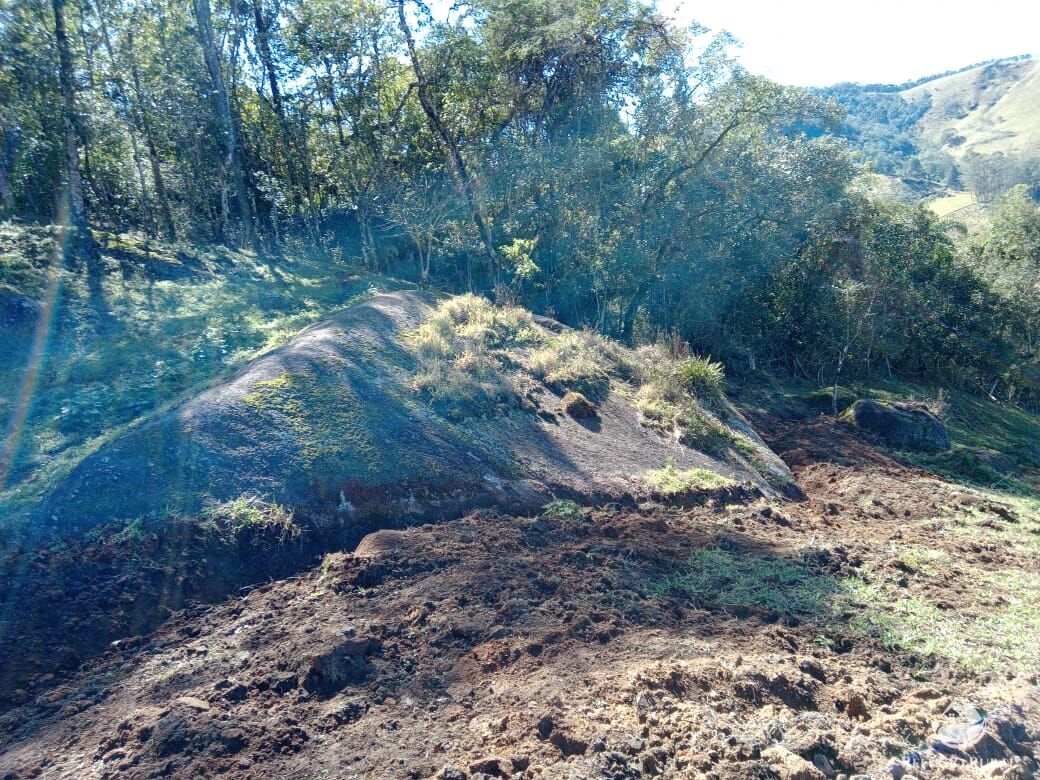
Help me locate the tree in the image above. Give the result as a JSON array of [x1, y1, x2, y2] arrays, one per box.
[[192, 0, 256, 249], [386, 173, 458, 282], [51, 0, 95, 256], [396, 0, 497, 283]]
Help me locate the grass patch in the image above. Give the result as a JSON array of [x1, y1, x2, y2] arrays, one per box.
[[200, 494, 300, 544], [673, 356, 725, 398], [649, 547, 837, 617], [405, 294, 627, 419], [406, 294, 537, 419], [838, 572, 1040, 674], [643, 459, 734, 496], [528, 330, 615, 398], [935, 493, 1040, 557], [894, 545, 951, 575]]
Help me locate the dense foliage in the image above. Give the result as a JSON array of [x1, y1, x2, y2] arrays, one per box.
[[1, 0, 1038, 403]]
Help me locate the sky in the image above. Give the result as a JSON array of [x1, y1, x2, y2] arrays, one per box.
[[659, 0, 1040, 86]]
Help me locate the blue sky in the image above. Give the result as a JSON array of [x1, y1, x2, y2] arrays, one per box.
[[661, 0, 1040, 85]]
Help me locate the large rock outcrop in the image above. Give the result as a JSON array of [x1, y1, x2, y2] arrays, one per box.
[[843, 399, 950, 452], [23, 291, 791, 541]]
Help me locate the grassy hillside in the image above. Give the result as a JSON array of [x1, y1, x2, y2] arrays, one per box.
[[903, 57, 1040, 159], [823, 55, 1038, 208], [0, 223, 399, 516]]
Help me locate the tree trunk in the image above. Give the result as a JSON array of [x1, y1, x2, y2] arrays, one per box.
[[396, 0, 496, 281], [0, 119, 14, 215], [192, 0, 256, 250], [91, 4, 155, 235], [127, 30, 177, 240], [251, 0, 302, 217], [51, 0, 96, 259]]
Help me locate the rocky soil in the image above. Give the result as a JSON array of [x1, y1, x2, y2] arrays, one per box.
[[0, 415, 1037, 779]]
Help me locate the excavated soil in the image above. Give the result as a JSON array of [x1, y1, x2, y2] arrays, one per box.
[[0, 417, 1038, 779]]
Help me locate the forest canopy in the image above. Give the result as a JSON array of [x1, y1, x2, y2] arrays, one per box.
[[1, 0, 1038, 403]]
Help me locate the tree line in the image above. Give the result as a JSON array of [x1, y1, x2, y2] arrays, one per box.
[[1, 0, 1038, 403]]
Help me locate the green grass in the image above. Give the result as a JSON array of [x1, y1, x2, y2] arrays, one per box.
[[650, 548, 838, 617], [673, 355, 725, 398], [651, 492, 1040, 675], [643, 459, 735, 496], [926, 191, 976, 218], [200, 494, 300, 544], [839, 572, 1040, 674], [405, 294, 537, 419], [893, 544, 951, 575], [528, 330, 615, 398], [933, 492, 1040, 557], [0, 223, 398, 521]]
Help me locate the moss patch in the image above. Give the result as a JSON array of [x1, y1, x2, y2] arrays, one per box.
[[241, 370, 383, 479]]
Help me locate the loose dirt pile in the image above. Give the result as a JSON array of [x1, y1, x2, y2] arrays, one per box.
[[0, 418, 1036, 779]]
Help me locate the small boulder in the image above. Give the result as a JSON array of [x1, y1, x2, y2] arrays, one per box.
[[843, 400, 949, 452], [174, 696, 211, 712], [561, 391, 596, 419]]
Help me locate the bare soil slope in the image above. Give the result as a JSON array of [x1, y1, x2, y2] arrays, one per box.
[[0, 417, 1036, 779]]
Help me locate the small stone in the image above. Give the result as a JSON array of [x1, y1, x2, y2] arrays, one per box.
[[270, 672, 298, 694], [536, 713, 554, 740], [814, 753, 836, 778], [174, 696, 210, 711], [561, 391, 596, 419], [845, 692, 869, 720], [469, 757, 504, 776], [222, 683, 248, 702]]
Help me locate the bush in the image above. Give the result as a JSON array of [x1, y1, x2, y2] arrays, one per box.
[[674, 356, 725, 398], [528, 330, 612, 398], [541, 498, 585, 521]]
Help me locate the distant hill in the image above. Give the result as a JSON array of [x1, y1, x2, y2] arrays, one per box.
[[901, 56, 1040, 160], [819, 55, 1039, 207]]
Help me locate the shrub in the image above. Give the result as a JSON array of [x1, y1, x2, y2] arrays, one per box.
[[674, 356, 725, 398], [541, 498, 585, 521]]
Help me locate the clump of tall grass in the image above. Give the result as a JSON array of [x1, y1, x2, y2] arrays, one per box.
[[408, 294, 537, 419]]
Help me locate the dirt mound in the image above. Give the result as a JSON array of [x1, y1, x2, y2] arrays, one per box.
[[0, 291, 790, 704]]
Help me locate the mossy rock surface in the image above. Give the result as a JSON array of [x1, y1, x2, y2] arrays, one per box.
[[843, 399, 950, 452]]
